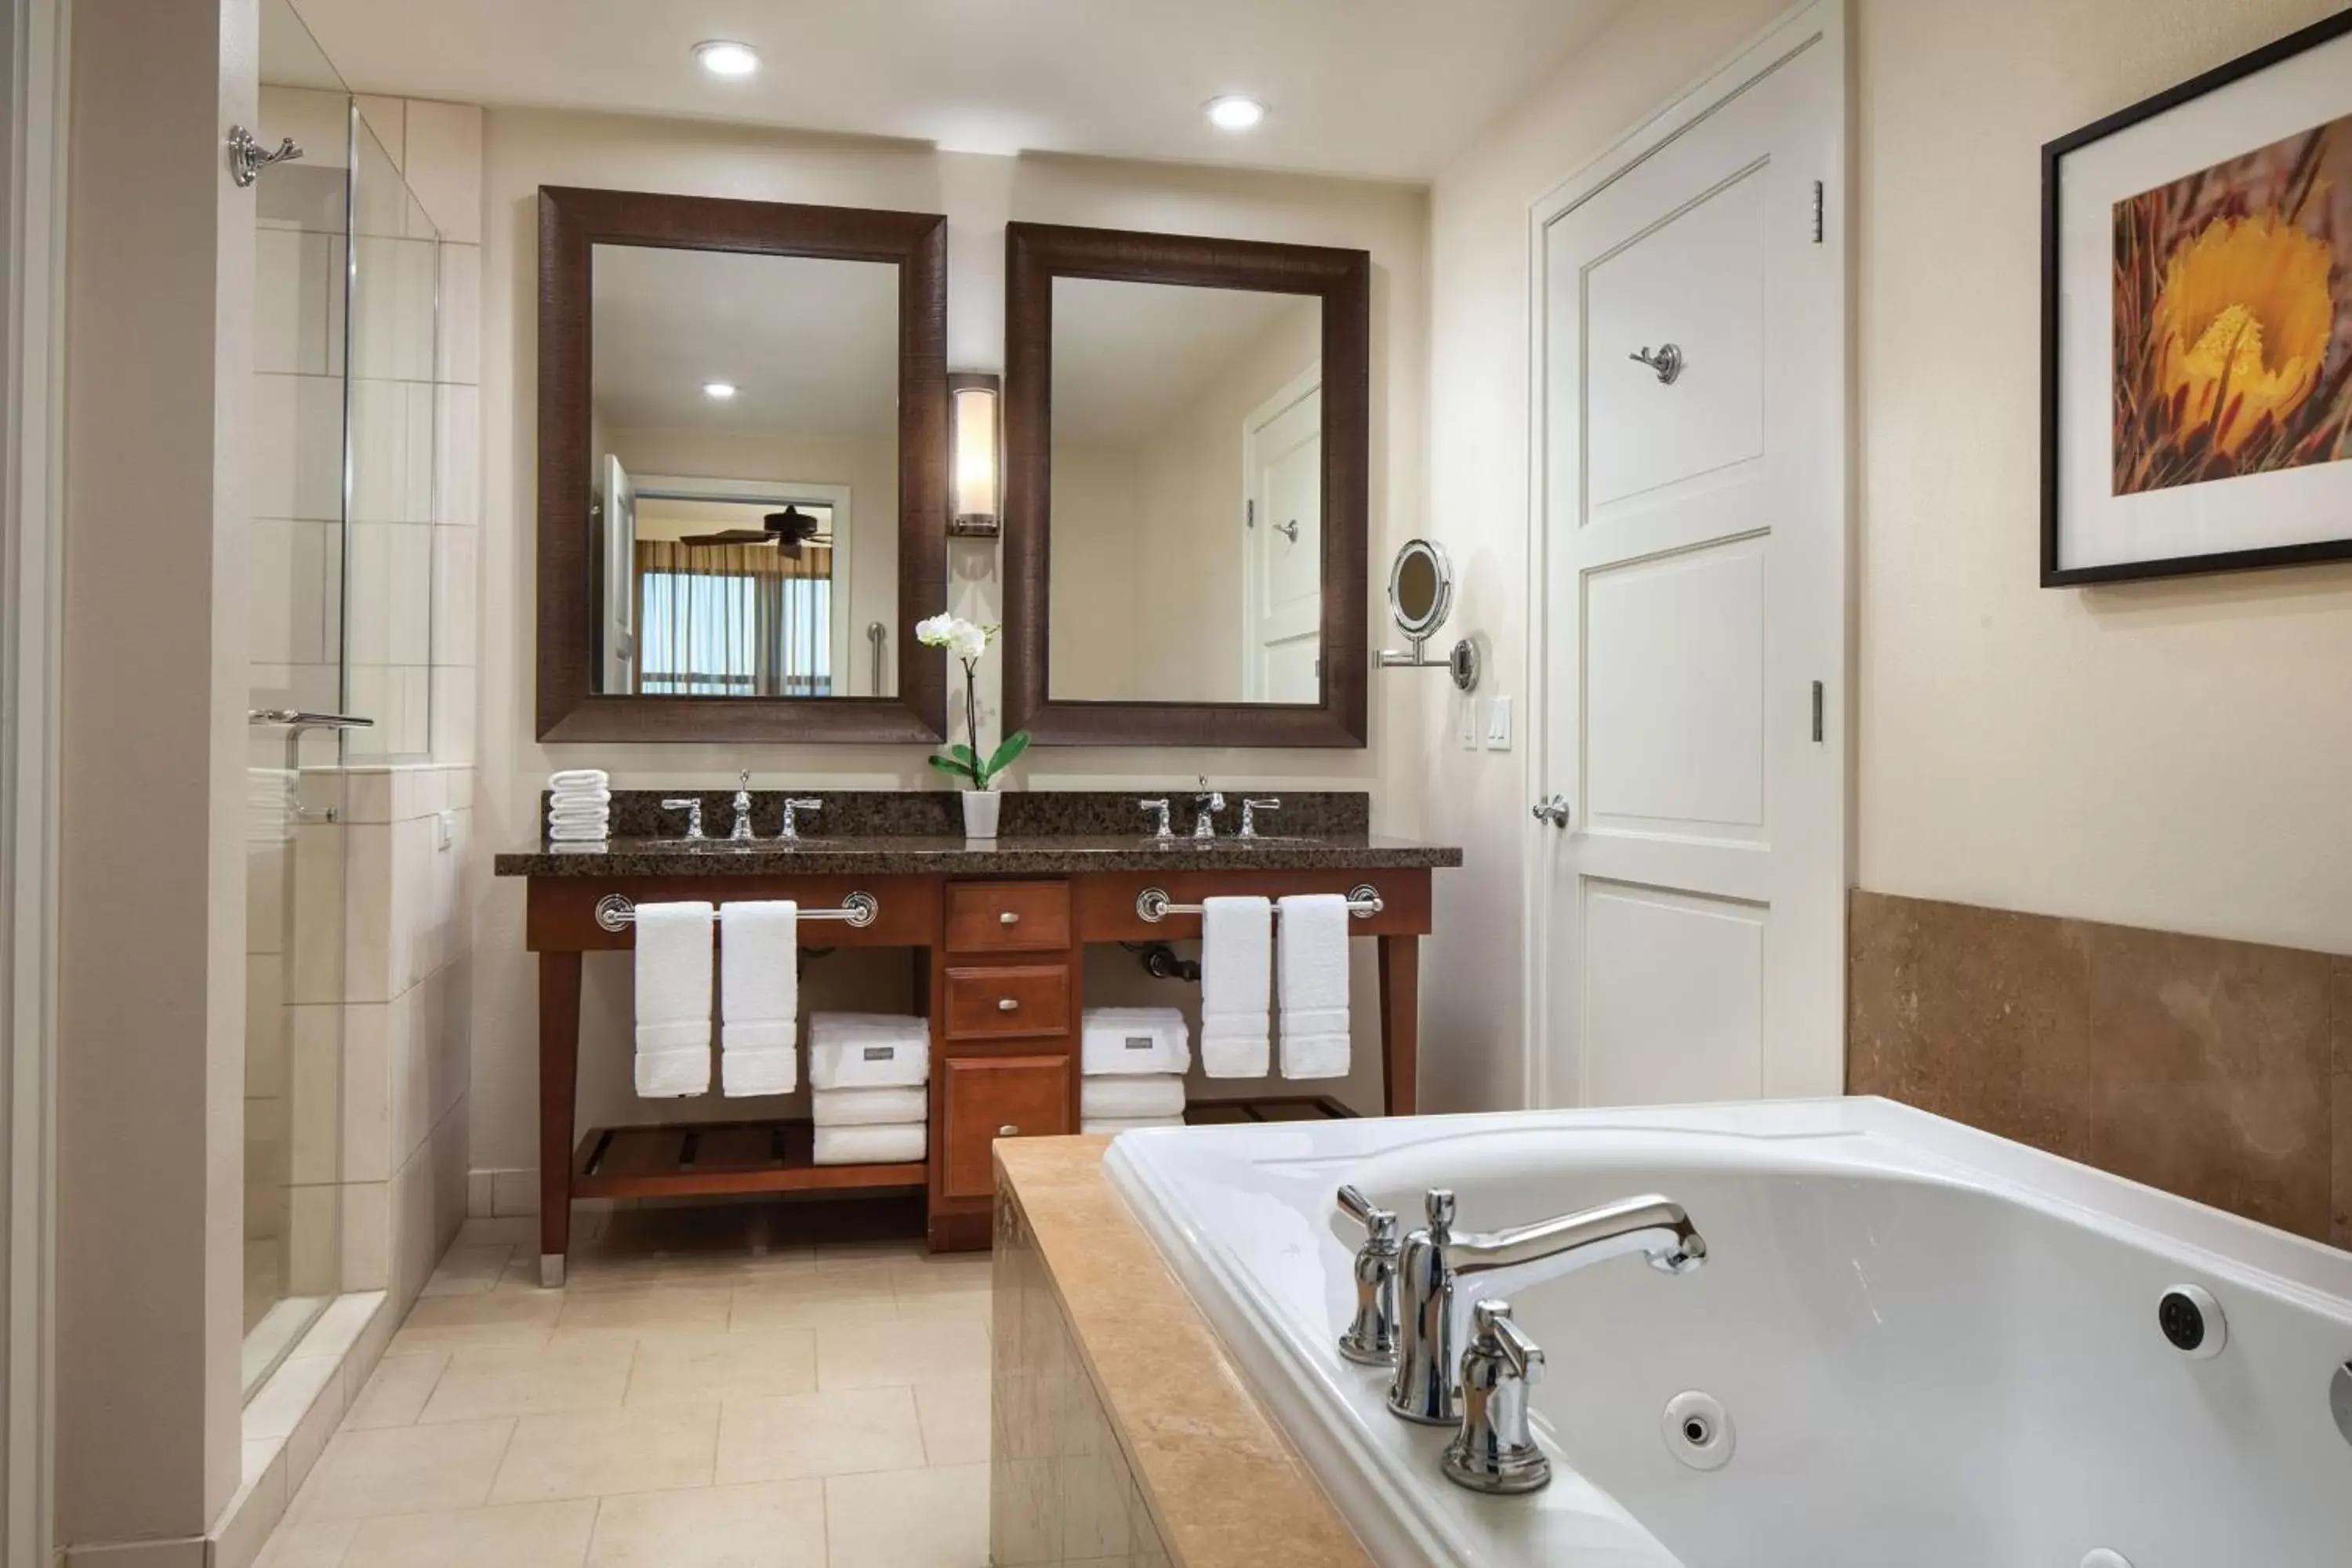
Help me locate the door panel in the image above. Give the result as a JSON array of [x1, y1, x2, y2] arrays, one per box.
[[1247, 380, 1323, 702], [1537, 16, 1844, 1110]]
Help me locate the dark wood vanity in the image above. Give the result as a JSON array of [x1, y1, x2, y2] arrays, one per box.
[[496, 793, 1457, 1276]]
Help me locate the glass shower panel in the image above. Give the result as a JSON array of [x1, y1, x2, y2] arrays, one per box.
[[343, 114, 439, 760]]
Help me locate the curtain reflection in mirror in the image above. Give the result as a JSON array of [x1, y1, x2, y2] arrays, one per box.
[[633, 539, 833, 696]]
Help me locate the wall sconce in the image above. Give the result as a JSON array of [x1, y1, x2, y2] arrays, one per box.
[[948, 372, 1000, 537]]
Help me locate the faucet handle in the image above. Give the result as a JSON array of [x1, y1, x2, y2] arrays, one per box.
[[1239, 797, 1280, 837], [659, 798, 705, 840], [1471, 1299, 1543, 1382], [1336, 1186, 1402, 1367], [1337, 1185, 1399, 1245], [1442, 1300, 1552, 1495], [1425, 1188, 1456, 1237], [1138, 798, 1172, 838], [777, 797, 823, 840]]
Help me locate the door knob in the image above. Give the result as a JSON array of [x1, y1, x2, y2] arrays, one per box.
[[1531, 795, 1572, 827]]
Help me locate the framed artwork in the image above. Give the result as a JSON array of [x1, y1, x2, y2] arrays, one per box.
[[2042, 8, 2352, 585]]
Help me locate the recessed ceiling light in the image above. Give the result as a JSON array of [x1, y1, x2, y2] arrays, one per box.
[[694, 40, 760, 78], [702, 381, 738, 401], [1205, 95, 1267, 132]]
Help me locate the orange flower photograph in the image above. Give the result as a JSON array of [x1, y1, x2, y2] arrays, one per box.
[[2112, 112, 2352, 496]]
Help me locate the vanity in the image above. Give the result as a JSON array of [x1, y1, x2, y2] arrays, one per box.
[[495, 790, 1459, 1279]]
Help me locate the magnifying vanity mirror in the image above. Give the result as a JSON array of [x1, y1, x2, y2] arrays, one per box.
[[1375, 537, 1477, 690], [535, 187, 948, 742]]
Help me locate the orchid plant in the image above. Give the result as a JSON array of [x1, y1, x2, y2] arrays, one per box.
[[916, 614, 1029, 791]]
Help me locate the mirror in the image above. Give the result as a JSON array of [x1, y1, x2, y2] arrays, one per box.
[[536, 188, 947, 743], [1002, 222, 1370, 748], [1388, 538, 1453, 640], [589, 246, 896, 699]]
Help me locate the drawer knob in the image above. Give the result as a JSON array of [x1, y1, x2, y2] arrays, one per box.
[[997, 997, 1019, 1012], [999, 910, 1020, 925], [998, 1123, 1021, 1138]]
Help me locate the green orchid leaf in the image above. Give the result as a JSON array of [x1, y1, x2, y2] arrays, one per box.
[[947, 742, 978, 767], [984, 731, 1031, 777], [926, 753, 976, 782]]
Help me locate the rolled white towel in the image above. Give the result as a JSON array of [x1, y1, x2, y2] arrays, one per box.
[[547, 804, 611, 827], [812, 1122, 926, 1166], [1081, 1116, 1185, 1136], [548, 784, 612, 804], [811, 1085, 929, 1127], [1080, 1007, 1192, 1076], [1080, 1075, 1185, 1121]]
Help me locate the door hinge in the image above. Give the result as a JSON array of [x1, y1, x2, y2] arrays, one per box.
[[1246, 499, 1256, 529], [1810, 180, 1824, 244], [1810, 680, 1824, 742]]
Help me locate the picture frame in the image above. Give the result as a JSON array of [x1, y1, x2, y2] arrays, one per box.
[[2041, 8, 2352, 586]]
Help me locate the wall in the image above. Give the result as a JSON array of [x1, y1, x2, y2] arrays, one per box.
[[468, 109, 1426, 1194]]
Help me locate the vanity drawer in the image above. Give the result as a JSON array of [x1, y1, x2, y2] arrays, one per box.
[[945, 880, 1070, 952], [940, 1054, 1071, 1200], [943, 964, 1070, 1040]]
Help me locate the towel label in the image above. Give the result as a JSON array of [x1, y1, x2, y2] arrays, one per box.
[[1125, 1036, 1156, 1051], [862, 1046, 896, 1062]]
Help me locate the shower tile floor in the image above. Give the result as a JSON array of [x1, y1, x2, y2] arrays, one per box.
[[254, 1204, 992, 1568]]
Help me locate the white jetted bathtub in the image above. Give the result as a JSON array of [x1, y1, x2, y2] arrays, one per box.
[[1105, 1098, 2352, 1566]]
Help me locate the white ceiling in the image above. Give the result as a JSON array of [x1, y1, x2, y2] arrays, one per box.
[[288, 0, 1635, 180], [1051, 278, 1315, 446], [590, 244, 899, 436]]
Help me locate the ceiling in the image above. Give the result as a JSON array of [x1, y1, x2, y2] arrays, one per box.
[[1052, 278, 1315, 447], [288, 0, 1635, 180], [591, 244, 899, 436]]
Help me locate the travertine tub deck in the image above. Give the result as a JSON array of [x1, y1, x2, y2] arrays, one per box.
[[993, 1135, 1372, 1568]]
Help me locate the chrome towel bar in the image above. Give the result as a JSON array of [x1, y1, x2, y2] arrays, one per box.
[[593, 891, 879, 933], [1135, 884, 1382, 924]]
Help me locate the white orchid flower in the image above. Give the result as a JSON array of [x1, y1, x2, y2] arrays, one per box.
[[916, 614, 993, 664]]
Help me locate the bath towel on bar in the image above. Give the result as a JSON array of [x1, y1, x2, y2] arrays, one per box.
[[1277, 893, 1351, 1080], [632, 901, 713, 1098], [1081, 1115, 1186, 1136], [810, 1085, 929, 1127], [1080, 1006, 1192, 1076], [719, 901, 797, 1097], [1199, 895, 1272, 1078], [812, 1121, 926, 1166], [1080, 1074, 1186, 1121], [808, 1012, 931, 1090]]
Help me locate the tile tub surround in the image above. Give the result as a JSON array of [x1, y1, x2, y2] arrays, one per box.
[[992, 1136, 1370, 1568], [1848, 890, 2352, 1247]]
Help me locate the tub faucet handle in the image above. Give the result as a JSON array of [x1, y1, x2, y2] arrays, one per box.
[[1442, 1299, 1551, 1495], [1335, 1185, 1402, 1366], [1425, 1188, 1455, 1237]]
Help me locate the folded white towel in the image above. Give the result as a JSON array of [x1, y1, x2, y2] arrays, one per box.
[[1278, 894, 1351, 1080], [719, 901, 797, 1097], [811, 1085, 929, 1127], [547, 808, 611, 830], [1081, 1116, 1185, 1136], [548, 768, 609, 791], [808, 1012, 930, 1089], [1200, 895, 1271, 1079], [1080, 1007, 1192, 1076], [547, 786, 612, 807], [633, 902, 712, 1098], [812, 1122, 926, 1166], [548, 821, 608, 844], [1080, 1074, 1185, 1120], [550, 840, 608, 855]]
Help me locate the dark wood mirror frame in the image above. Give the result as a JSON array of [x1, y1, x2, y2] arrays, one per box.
[[535, 186, 948, 743], [1000, 221, 1370, 748]]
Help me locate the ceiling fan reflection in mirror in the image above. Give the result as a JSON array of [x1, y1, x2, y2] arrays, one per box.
[[680, 503, 831, 555]]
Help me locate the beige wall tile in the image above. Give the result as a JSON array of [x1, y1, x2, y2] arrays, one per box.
[[622, 1329, 816, 1406], [488, 1403, 719, 1503], [824, 1464, 989, 1568], [585, 1480, 825, 1568], [343, 1353, 448, 1431], [418, 1341, 631, 1425], [436, 242, 481, 384], [287, 1417, 513, 1523], [354, 97, 405, 170], [816, 1312, 989, 1390], [339, 1499, 595, 1568], [713, 1388, 923, 1484]]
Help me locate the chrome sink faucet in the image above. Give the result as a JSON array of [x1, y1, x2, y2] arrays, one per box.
[[1238, 797, 1281, 837], [1191, 777, 1225, 840], [730, 771, 757, 841], [777, 797, 823, 841], [1381, 1188, 1706, 1425]]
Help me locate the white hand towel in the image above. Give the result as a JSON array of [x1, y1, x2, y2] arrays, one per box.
[[812, 1122, 927, 1166], [1199, 895, 1271, 1078], [810, 1085, 929, 1127], [719, 901, 797, 1097], [1080, 1074, 1186, 1120], [548, 768, 609, 791], [1081, 1115, 1186, 1136], [1080, 1007, 1192, 1076], [1278, 893, 1351, 1080], [808, 1012, 931, 1089], [633, 902, 713, 1098], [548, 821, 609, 844]]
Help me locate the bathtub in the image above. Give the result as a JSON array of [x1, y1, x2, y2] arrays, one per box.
[[1104, 1098, 2352, 1566]]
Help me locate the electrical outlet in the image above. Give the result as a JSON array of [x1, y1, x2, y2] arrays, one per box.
[[1484, 695, 1512, 752], [1458, 698, 1480, 750]]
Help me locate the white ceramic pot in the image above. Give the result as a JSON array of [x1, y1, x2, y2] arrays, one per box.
[[960, 789, 1002, 840]]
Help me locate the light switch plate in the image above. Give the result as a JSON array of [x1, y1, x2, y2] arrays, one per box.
[[1458, 698, 1480, 750], [435, 809, 455, 850], [1484, 695, 1512, 751]]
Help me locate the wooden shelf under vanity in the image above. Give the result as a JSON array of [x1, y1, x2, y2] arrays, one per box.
[[572, 1118, 927, 1202]]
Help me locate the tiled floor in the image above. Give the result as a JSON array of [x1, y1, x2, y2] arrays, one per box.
[[255, 1206, 992, 1568]]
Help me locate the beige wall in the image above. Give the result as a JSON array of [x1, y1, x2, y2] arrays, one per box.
[[1042, 442, 1141, 699], [469, 109, 1425, 1187]]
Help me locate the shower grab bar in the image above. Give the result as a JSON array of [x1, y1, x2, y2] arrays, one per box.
[[593, 891, 880, 933], [866, 622, 886, 694], [1134, 884, 1382, 924]]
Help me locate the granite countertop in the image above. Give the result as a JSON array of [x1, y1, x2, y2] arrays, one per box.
[[495, 789, 1462, 877], [993, 1135, 1372, 1567]]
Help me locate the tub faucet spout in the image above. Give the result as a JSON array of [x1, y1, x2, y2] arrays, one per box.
[[1388, 1189, 1706, 1425]]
